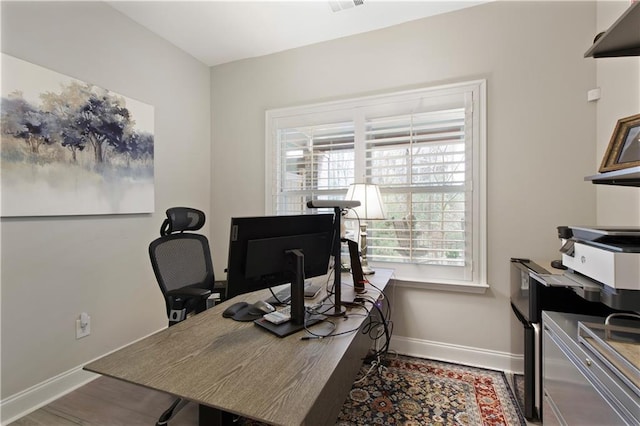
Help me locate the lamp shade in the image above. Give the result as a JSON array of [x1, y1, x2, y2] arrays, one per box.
[[344, 184, 386, 220]]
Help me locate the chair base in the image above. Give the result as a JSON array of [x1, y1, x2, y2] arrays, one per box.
[[156, 397, 188, 426]]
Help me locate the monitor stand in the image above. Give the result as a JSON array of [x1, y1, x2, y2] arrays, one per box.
[[254, 248, 325, 337], [254, 312, 325, 338]]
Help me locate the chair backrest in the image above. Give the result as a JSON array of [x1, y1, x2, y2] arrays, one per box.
[[160, 207, 206, 236], [149, 207, 214, 317]]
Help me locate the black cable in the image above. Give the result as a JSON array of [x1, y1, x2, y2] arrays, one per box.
[[361, 294, 393, 362], [300, 291, 392, 352], [300, 301, 369, 339]]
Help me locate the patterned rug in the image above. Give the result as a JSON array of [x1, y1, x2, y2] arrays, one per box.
[[512, 373, 526, 418], [336, 355, 526, 426]]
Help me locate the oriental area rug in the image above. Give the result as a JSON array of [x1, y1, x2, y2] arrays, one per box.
[[241, 355, 526, 426], [336, 355, 526, 426]]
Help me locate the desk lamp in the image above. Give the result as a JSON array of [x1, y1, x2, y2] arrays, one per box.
[[344, 183, 386, 275]]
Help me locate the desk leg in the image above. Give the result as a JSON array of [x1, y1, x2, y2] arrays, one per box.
[[198, 404, 235, 426]]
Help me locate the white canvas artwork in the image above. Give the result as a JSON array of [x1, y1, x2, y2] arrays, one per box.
[[1, 54, 154, 217]]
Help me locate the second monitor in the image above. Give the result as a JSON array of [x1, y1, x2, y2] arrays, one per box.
[[225, 213, 335, 336]]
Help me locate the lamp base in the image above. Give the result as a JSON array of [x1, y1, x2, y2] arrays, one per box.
[[361, 254, 375, 275], [362, 265, 375, 275]]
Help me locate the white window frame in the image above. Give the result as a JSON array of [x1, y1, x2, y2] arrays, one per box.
[[265, 80, 487, 291]]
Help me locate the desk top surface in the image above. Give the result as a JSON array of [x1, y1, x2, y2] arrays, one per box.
[[85, 268, 393, 425]]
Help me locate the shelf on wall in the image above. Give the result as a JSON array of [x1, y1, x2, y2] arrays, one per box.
[[585, 166, 640, 187], [584, 2, 640, 58]]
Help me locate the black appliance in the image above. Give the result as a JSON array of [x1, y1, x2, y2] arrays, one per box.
[[509, 258, 619, 420]]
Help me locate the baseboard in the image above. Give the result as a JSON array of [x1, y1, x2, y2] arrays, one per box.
[[1, 327, 165, 425], [0, 367, 98, 425], [389, 335, 524, 375]]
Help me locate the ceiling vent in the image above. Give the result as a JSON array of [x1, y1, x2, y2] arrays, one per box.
[[329, 0, 365, 13]]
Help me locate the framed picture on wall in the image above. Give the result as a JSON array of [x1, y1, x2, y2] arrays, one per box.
[[1, 54, 155, 217], [599, 113, 640, 173]]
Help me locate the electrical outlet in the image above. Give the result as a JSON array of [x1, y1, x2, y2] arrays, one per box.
[[76, 313, 91, 339], [587, 87, 601, 102]]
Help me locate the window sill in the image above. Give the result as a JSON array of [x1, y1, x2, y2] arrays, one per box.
[[369, 261, 488, 294], [389, 276, 489, 294]]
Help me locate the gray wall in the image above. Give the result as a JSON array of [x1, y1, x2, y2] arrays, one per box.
[[1, 1, 211, 401], [210, 1, 599, 366]]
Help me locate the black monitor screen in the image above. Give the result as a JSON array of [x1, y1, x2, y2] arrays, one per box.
[[225, 214, 335, 300]]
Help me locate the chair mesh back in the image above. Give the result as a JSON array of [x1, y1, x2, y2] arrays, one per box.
[[161, 207, 205, 236], [150, 234, 214, 294]]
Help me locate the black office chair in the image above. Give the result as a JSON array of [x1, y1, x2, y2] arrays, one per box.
[[149, 207, 222, 425]]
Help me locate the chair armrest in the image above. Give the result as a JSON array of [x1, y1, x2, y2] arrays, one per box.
[[166, 287, 211, 299]]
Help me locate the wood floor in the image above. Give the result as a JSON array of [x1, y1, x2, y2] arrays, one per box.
[[9, 376, 201, 426]]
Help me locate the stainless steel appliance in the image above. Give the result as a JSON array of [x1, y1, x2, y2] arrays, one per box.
[[510, 258, 620, 420]]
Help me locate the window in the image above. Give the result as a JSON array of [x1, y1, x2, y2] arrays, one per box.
[[266, 80, 486, 288]]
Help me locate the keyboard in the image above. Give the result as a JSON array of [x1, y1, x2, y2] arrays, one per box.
[[267, 288, 291, 304], [266, 280, 314, 304], [262, 306, 291, 325]]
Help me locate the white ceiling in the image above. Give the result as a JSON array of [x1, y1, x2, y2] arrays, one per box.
[[108, 1, 488, 67]]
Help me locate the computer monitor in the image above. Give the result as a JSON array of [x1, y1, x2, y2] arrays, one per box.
[[225, 213, 335, 335]]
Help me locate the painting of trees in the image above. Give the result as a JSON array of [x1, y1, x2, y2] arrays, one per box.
[[1, 54, 154, 216], [1, 93, 57, 155]]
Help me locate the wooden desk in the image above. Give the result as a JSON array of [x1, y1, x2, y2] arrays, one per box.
[[85, 269, 393, 426]]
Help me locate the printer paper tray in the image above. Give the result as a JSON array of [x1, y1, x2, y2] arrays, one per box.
[[530, 273, 582, 288]]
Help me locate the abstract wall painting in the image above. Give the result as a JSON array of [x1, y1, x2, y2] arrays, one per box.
[[1, 53, 154, 217]]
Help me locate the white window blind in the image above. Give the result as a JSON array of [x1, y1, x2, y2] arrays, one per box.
[[275, 122, 354, 214], [266, 80, 486, 287], [365, 109, 467, 267]]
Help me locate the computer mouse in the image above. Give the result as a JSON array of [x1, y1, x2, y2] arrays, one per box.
[[222, 301, 249, 318], [248, 300, 275, 316]]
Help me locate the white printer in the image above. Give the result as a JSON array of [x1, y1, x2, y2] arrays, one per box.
[[560, 226, 640, 312]]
